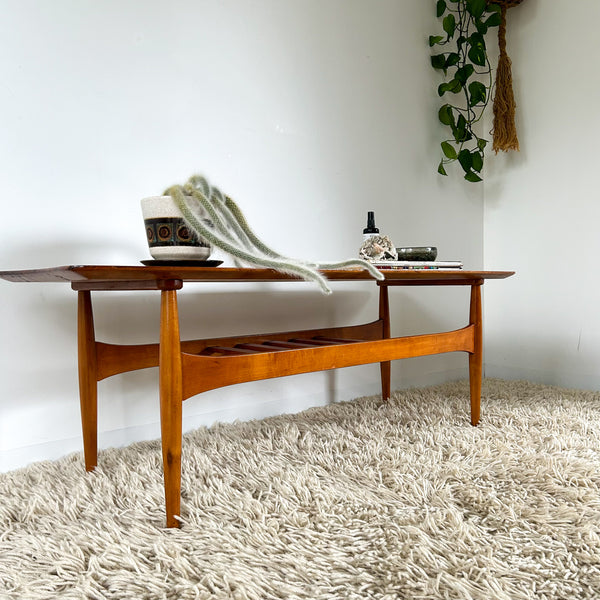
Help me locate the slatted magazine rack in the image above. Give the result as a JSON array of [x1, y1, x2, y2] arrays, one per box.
[[0, 265, 514, 527]]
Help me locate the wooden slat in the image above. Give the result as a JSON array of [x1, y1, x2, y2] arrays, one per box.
[[202, 346, 258, 356], [180, 320, 384, 355], [288, 338, 338, 346], [262, 340, 314, 349], [312, 336, 362, 344], [235, 343, 287, 352]]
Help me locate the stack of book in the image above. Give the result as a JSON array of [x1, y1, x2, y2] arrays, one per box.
[[373, 260, 463, 270]]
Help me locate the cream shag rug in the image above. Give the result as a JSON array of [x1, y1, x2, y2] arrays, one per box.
[[1, 379, 600, 599]]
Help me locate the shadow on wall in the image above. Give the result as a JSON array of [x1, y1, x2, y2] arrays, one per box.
[[1, 238, 146, 272], [87, 286, 378, 346]]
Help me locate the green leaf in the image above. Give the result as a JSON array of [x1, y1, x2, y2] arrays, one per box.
[[445, 52, 460, 68], [468, 32, 486, 47], [455, 64, 475, 85], [437, 79, 462, 96], [467, 32, 487, 66], [464, 171, 483, 182], [475, 18, 488, 35], [448, 78, 463, 93], [431, 53, 447, 70], [453, 113, 468, 142], [438, 161, 448, 176], [468, 80, 486, 105], [468, 44, 487, 66], [441, 141, 458, 159], [436, 0, 447, 18], [477, 138, 488, 150], [485, 12, 502, 28], [466, 0, 486, 19], [471, 151, 484, 172], [443, 13, 456, 39], [458, 149, 473, 172], [429, 35, 444, 47], [438, 104, 454, 126]]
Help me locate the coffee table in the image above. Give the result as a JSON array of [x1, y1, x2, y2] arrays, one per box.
[[0, 265, 514, 527]]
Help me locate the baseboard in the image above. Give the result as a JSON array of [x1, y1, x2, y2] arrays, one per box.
[[484, 364, 600, 392]]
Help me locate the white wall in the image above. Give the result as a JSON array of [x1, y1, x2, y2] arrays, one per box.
[[0, 0, 484, 471], [483, 0, 600, 390]]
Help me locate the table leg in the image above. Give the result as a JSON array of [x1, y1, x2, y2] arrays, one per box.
[[159, 284, 183, 528], [77, 290, 98, 471], [468, 283, 483, 426], [378, 284, 391, 400]]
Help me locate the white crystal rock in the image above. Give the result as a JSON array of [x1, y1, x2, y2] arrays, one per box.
[[359, 235, 398, 261]]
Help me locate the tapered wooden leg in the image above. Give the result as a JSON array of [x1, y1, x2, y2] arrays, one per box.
[[378, 284, 391, 400], [159, 284, 183, 528], [468, 283, 483, 426], [77, 290, 98, 471]]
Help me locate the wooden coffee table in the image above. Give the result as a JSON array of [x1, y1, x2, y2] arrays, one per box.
[[0, 265, 514, 527]]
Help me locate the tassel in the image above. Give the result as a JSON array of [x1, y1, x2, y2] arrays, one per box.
[[492, 6, 519, 153]]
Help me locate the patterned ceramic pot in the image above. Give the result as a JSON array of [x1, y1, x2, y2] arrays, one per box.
[[141, 196, 211, 261]]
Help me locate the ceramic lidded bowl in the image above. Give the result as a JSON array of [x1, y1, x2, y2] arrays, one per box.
[[141, 196, 211, 260]]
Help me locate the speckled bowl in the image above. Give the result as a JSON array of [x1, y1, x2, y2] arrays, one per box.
[[396, 247, 438, 261], [141, 196, 211, 261]]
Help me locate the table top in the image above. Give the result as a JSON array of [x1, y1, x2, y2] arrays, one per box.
[[0, 265, 514, 290]]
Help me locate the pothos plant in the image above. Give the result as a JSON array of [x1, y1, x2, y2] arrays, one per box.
[[430, 0, 502, 182]]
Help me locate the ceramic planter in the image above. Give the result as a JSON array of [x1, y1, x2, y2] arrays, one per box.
[[141, 196, 211, 261]]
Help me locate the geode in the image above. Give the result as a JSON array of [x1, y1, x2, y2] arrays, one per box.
[[359, 235, 398, 262]]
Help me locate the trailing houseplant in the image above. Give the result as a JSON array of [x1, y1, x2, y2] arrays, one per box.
[[158, 175, 383, 294], [430, 0, 502, 182]]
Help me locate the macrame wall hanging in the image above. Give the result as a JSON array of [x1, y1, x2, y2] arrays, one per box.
[[492, 0, 525, 153]]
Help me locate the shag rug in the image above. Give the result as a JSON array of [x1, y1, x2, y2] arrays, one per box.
[[1, 379, 600, 600]]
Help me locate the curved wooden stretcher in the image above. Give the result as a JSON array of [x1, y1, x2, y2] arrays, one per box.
[[0, 265, 513, 527]]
